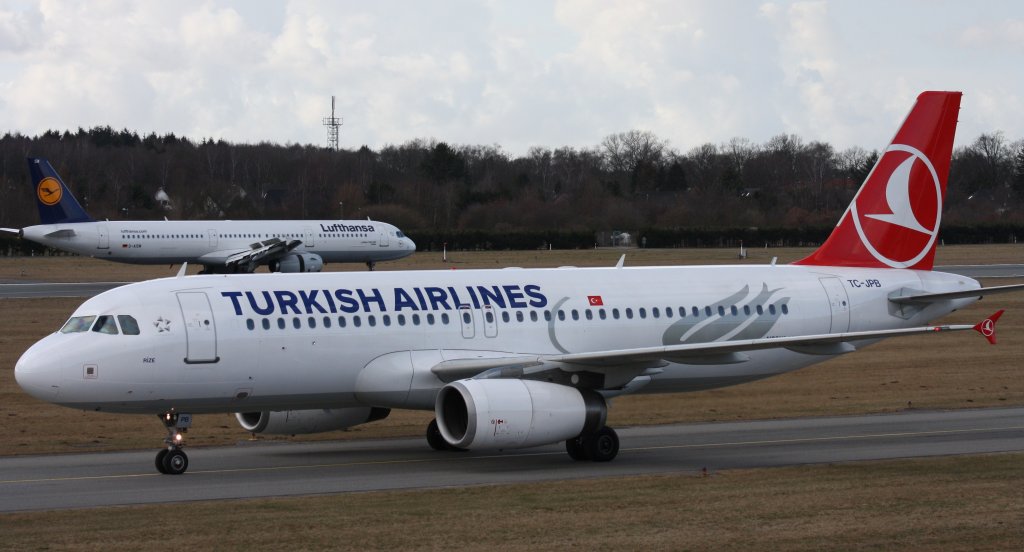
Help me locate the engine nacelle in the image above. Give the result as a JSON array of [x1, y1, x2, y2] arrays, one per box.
[[435, 379, 606, 450], [270, 252, 324, 273], [235, 407, 390, 435]]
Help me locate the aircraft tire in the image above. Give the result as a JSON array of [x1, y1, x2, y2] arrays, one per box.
[[584, 427, 619, 462], [162, 449, 189, 475], [565, 436, 590, 461], [155, 449, 169, 474]]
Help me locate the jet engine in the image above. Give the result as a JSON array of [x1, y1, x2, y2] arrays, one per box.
[[435, 379, 606, 450], [235, 407, 390, 435], [269, 252, 324, 273]]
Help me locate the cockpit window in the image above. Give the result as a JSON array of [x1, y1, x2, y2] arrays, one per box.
[[92, 315, 119, 335], [396, 231, 405, 238], [118, 315, 141, 335], [60, 316, 96, 334]]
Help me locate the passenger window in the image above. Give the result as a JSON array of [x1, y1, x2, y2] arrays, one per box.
[[412, 314, 421, 326], [769, 305, 776, 315], [781, 304, 789, 315], [625, 308, 633, 319], [718, 306, 725, 316], [743, 305, 751, 315], [383, 315, 391, 326], [705, 306, 712, 317], [612, 308, 620, 319], [585, 310, 593, 320], [426, 313, 435, 325], [278, 318, 286, 329], [557, 310, 565, 321], [638, 308, 646, 319], [308, 316, 316, 329], [117, 315, 140, 335], [62, 316, 95, 333], [368, 315, 377, 327], [323, 316, 332, 328], [571, 310, 579, 321], [516, 311, 524, 322], [756, 305, 764, 315], [338, 316, 347, 328], [530, 311, 538, 322], [354, 316, 362, 327], [246, 319, 255, 331], [92, 315, 119, 335], [693, 306, 700, 317], [397, 314, 406, 326], [293, 317, 301, 329], [652, 307, 660, 319], [486, 311, 495, 323], [730, 306, 738, 316], [501, 312, 510, 323], [599, 309, 607, 320], [262, 319, 271, 330], [544, 311, 552, 321], [462, 312, 471, 324]]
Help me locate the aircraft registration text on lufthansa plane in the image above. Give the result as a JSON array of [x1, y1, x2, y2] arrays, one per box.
[[14, 91, 1024, 475]]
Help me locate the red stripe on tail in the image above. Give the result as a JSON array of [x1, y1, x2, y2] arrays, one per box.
[[794, 92, 961, 270]]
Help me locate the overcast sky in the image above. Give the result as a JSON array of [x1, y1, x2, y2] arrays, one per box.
[[2, 1, 1022, 155]]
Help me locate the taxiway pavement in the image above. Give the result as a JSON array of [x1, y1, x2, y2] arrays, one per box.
[[1, 406, 1021, 512]]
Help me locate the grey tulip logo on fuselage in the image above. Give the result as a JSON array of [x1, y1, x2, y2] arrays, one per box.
[[661, 283, 789, 345]]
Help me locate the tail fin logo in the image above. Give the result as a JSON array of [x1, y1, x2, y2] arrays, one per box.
[[850, 144, 942, 269], [36, 177, 63, 206]]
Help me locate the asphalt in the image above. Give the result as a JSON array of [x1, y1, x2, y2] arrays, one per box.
[[1, 406, 1021, 512]]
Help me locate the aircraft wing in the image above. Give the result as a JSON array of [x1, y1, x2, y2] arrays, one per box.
[[198, 238, 301, 270], [431, 313, 1002, 385], [889, 283, 1024, 304]]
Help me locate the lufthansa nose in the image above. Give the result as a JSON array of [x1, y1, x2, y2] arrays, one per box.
[[15, 340, 62, 401]]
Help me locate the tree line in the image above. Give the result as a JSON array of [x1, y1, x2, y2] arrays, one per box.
[[1, 126, 1022, 250]]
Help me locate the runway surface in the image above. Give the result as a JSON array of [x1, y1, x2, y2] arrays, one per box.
[[1, 406, 1021, 512]]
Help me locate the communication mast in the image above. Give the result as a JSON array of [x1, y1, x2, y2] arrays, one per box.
[[322, 95, 343, 150]]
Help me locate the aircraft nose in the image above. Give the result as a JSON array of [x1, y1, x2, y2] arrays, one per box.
[[15, 338, 62, 401], [406, 237, 417, 251]]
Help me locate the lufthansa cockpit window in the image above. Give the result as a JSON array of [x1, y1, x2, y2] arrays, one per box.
[[61, 316, 96, 334], [92, 315, 119, 335]]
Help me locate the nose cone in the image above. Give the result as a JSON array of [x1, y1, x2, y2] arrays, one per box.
[[405, 237, 417, 251], [15, 336, 63, 402]]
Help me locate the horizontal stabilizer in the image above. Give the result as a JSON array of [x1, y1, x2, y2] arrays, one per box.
[[889, 284, 1024, 304]]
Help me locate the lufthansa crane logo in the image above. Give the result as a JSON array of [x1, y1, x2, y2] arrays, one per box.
[[850, 144, 942, 269], [37, 177, 62, 206]]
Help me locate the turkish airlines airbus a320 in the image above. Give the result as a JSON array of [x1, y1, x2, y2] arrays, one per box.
[[15, 91, 1024, 474]]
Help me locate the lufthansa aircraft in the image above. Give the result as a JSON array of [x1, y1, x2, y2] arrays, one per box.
[[0, 158, 416, 272], [15, 92, 1024, 475]]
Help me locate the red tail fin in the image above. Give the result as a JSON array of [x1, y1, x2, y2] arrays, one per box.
[[795, 91, 961, 270]]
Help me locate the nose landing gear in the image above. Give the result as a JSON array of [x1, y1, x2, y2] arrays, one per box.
[[156, 411, 192, 475]]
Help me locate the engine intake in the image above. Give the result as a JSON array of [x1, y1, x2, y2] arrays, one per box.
[[236, 407, 390, 435], [435, 379, 606, 450], [270, 252, 324, 273]]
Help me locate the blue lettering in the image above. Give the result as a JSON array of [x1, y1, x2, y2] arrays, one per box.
[[447, 286, 464, 308], [274, 290, 301, 314], [322, 289, 337, 313], [476, 285, 506, 308], [524, 284, 547, 308], [465, 286, 481, 308], [413, 287, 428, 310], [394, 288, 419, 311], [358, 288, 386, 312], [221, 291, 244, 315], [503, 285, 526, 308], [246, 291, 275, 316], [299, 290, 328, 314], [425, 287, 452, 310], [334, 289, 359, 314]]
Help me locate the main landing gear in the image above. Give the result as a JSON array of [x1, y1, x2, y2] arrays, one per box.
[[366, 261, 376, 271], [565, 426, 620, 462], [155, 411, 192, 475]]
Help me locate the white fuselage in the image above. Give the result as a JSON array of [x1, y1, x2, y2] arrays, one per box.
[[20, 219, 415, 265], [15, 263, 980, 415]]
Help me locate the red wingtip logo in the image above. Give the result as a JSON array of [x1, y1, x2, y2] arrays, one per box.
[[973, 309, 1004, 345]]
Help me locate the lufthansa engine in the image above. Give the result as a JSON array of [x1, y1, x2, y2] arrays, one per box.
[[270, 252, 324, 273], [435, 379, 606, 450], [235, 407, 390, 435]]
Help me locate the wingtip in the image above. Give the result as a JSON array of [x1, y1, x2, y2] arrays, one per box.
[[972, 309, 1004, 345]]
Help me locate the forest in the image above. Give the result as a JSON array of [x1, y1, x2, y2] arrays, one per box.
[[1, 126, 1022, 251]]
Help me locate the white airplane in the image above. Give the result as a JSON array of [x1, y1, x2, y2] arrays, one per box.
[[15, 91, 1024, 475], [0, 158, 416, 272]]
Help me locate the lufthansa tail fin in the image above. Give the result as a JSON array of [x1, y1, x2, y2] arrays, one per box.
[[28, 157, 93, 225], [794, 91, 961, 270]]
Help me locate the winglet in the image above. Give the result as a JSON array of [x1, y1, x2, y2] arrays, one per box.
[[176, 262, 188, 279], [615, 254, 625, 268], [972, 309, 1004, 345]]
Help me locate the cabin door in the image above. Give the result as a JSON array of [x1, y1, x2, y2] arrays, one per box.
[[304, 226, 315, 248], [177, 292, 219, 364], [96, 223, 109, 249], [818, 277, 851, 333]]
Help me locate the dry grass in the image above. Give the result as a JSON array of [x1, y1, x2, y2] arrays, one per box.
[[0, 245, 1022, 455], [0, 453, 1021, 551]]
